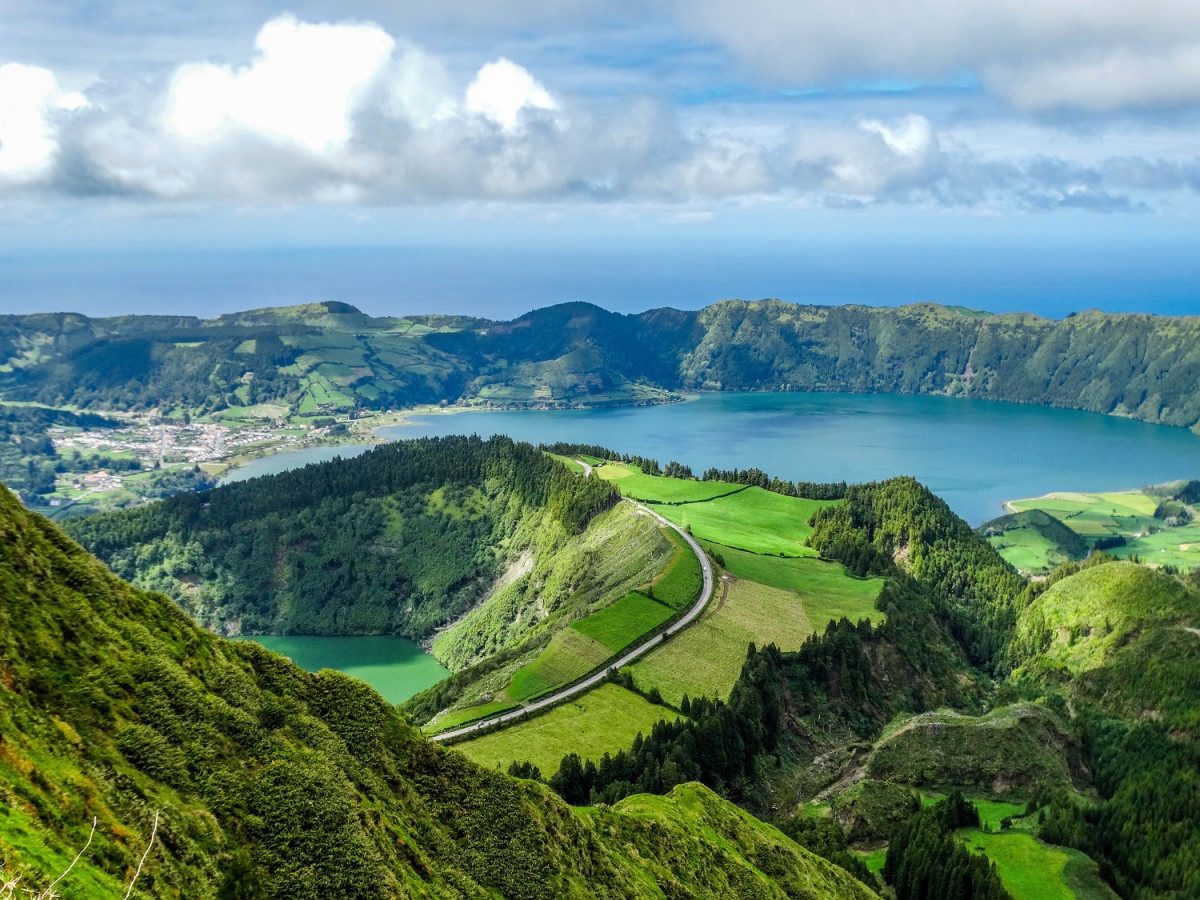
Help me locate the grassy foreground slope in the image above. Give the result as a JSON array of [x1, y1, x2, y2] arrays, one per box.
[[455, 684, 680, 775], [0, 484, 876, 899]]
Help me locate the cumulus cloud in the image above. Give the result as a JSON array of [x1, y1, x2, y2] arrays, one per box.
[[167, 15, 396, 151], [683, 0, 1200, 112], [465, 58, 559, 131], [0, 63, 86, 185], [2, 12, 1199, 213]]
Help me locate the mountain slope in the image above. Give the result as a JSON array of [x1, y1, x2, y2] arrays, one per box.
[[0, 483, 876, 899], [7, 299, 1200, 429], [64, 435, 626, 643]]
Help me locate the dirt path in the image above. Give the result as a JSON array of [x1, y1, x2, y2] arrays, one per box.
[[716, 575, 731, 611]]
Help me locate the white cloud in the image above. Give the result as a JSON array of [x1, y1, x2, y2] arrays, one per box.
[[683, 0, 1200, 112], [465, 58, 558, 130], [986, 44, 1200, 112], [167, 14, 396, 151], [3, 13, 1200, 214], [0, 63, 85, 184]]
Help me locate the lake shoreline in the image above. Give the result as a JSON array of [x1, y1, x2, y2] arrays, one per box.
[[221, 392, 1200, 527]]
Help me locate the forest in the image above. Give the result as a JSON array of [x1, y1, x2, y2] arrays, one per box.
[[66, 435, 618, 638]]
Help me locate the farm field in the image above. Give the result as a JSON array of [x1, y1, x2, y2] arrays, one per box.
[[596, 463, 744, 503], [571, 592, 675, 653], [707, 543, 885, 625], [549, 453, 586, 474], [506, 629, 612, 701], [627, 578, 814, 705], [426, 700, 518, 733], [653, 487, 836, 556], [453, 684, 680, 775], [646, 528, 703, 609], [995, 488, 1200, 572], [1116, 524, 1200, 569], [986, 527, 1074, 573]]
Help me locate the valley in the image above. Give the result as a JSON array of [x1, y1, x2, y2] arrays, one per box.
[[8, 298, 1200, 526], [3, 431, 1199, 898], [4, 303, 1200, 898]]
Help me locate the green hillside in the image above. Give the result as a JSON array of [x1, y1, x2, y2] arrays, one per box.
[[64, 436, 626, 644], [1010, 559, 1198, 679], [0, 482, 878, 899], [9, 299, 1200, 429], [865, 705, 1080, 794], [979, 509, 1088, 574], [991, 488, 1200, 573]]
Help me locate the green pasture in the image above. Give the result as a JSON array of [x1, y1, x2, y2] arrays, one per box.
[[961, 831, 1116, 900], [628, 578, 814, 705], [507, 629, 611, 702], [1115, 523, 1200, 569], [596, 463, 744, 503], [571, 592, 674, 653], [1002, 488, 1200, 570], [646, 528, 703, 609], [550, 454, 586, 474], [987, 528, 1070, 573], [653, 487, 835, 557], [856, 848, 887, 876], [597, 468, 744, 504], [707, 544, 884, 626], [454, 684, 679, 775], [426, 700, 518, 733]]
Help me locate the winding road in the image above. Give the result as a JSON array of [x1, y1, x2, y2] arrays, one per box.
[[431, 465, 713, 743]]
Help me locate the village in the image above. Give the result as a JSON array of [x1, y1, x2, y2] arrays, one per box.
[[40, 416, 338, 512]]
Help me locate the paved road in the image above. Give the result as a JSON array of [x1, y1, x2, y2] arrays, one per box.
[[431, 496, 714, 743]]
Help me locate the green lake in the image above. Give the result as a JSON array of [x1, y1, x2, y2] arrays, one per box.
[[236, 635, 450, 704]]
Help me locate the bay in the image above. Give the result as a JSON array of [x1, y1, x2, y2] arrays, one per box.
[[235, 635, 450, 704], [219, 444, 372, 484]]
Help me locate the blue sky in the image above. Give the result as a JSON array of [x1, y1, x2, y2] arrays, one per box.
[[2, 1, 1199, 319]]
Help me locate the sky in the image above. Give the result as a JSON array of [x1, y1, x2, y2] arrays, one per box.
[[1, 0, 1199, 320]]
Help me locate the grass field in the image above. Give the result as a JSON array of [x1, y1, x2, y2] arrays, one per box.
[[453, 684, 680, 775], [507, 629, 612, 701], [987, 527, 1073, 573], [596, 464, 743, 503], [627, 578, 814, 704], [646, 528, 703, 609], [998, 488, 1200, 572], [571, 592, 675, 652], [426, 700, 518, 733], [653, 487, 835, 557], [857, 847, 887, 875], [960, 831, 1116, 900], [920, 792, 1027, 830], [549, 453, 586, 474], [707, 544, 885, 625]]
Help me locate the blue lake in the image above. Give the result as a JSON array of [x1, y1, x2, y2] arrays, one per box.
[[374, 393, 1200, 525], [219, 393, 1200, 525]]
